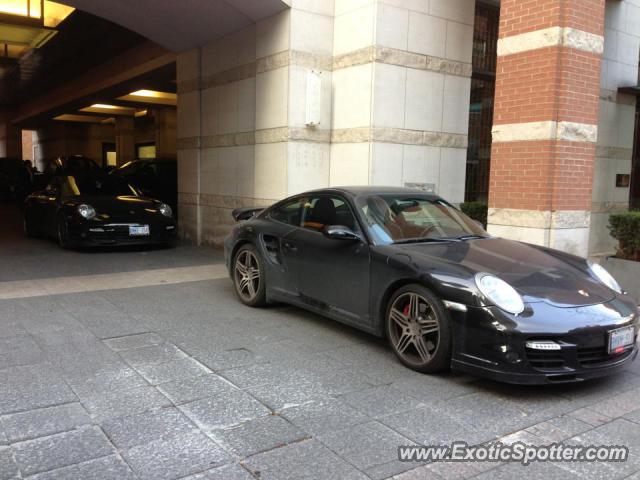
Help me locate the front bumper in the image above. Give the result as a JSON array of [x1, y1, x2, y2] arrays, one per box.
[[449, 297, 639, 384], [68, 220, 177, 246]]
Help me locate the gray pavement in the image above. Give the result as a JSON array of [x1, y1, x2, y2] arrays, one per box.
[[2, 203, 640, 479]]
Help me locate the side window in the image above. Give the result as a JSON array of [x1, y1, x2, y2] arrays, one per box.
[[269, 197, 305, 227], [302, 195, 359, 232]]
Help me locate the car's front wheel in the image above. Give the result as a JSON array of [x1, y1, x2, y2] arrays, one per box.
[[57, 215, 72, 249], [386, 284, 452, 373], [233, 244, 266, 307], [23, 216, 37, 238]]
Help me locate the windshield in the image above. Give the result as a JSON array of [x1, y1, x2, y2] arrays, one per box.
[[355, 194, 487, 245], [61, 175, 140, 197]]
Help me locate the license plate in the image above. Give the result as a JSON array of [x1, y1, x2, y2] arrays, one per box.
[[129, 225, 150, 236], [608, 326, 635, 354]]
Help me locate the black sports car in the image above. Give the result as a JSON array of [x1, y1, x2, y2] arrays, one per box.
[[24, 174, 176, 248], [224, 187, 639, 384]]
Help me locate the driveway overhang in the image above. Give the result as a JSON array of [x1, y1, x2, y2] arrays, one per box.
[[58, 0, 292, 52]]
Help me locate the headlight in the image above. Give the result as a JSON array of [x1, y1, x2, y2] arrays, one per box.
[[77, 204, 96, 220], [588, 261, 622, 294], [158, 203, 172, 218], [475, 273, 525, 315]]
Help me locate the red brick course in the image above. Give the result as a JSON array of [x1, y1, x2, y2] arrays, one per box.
[[489, 0, 604, 214], [494, 47, 601, 125], [489, 140, 595, 211], [498, 0, 605, 39]]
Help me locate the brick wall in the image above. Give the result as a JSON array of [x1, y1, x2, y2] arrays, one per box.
[[488, 0, 605, 214]]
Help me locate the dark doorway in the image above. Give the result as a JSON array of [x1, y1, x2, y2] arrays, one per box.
[[465, 1, 499, 203]]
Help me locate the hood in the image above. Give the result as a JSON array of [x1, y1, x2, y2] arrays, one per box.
[[394, 238, 615, 307], [74, 195, 160, 219]]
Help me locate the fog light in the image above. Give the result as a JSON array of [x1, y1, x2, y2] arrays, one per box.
[[525, 340, 561, 351], [505, 351, 520, 363]]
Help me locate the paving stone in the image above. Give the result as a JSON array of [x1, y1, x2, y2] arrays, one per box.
[[281, 397, 369, 436], [0, 402, 91, 443], [244, 439, 368, 480], [433, 393, 545, 437], [340, 384, 426, 418], [587, 387, 640, 419], [391, 374, 479, 403], [246, 379, 330, 411], [182, 463, 255, 480], [12, 426, 114, 476], [63, 363, 148, 398], [525, 415, 593, 443], [157, 374, 237, 405], [380, 405, 493, 447], [101, 406, 196, 449], [119, 342, 188, 366], [0, 363, 77, 415], [211, 414, 307, 457], [0, 321, 26, 339], [194, 347, 262, 371], [317, 421, 416, 479], [122, 431, 230, 480], [135, 356, 211, 385], [0, 335, 44, 369], [27, 454, 136, 480], [567, 407, 613, 427], [179, 389, 270, 431], [473, 462, 580, 480], [0, 447, 19, 480], [221, 363, 294, 389], [103, 333, 164, 351], [81, 385, 172, 422]]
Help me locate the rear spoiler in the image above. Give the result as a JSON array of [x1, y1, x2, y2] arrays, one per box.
[[232, 207, 265, 222]]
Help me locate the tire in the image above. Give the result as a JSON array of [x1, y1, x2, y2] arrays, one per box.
[[232, 244, 267, 307], [56, 215, 72, 250], [23, 216, 36, 238], [385, 284, 452, 373]]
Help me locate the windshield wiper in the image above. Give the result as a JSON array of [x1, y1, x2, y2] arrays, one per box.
[[392, 237, 460, 245], [446, 234, 490, 241]]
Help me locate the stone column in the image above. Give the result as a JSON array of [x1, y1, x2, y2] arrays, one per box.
[[153, 108, 177, 158], [487, 0, 606, 256], [330, 0, 473, 204], [0, 115, 22, 158], [176, 48, 202, 244], [115, 116, 136, 166]]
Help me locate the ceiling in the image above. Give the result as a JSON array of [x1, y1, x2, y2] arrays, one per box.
[[58, 0, 291, 52], [0, 10, 149, 107]]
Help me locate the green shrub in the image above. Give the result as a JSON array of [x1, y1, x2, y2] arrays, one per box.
[[608, 211, 640, 261], [460, 202, 488, 226]]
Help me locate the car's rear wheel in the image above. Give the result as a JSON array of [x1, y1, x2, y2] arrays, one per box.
[[386, 284, 451, 373], [233, 244, 266, 307]]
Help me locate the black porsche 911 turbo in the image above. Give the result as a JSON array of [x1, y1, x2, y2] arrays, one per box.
[[224, 186, 639, 384], [24, 174, 176, 248]]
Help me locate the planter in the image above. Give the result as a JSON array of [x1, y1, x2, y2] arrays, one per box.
[[603, 257, 640, 303]]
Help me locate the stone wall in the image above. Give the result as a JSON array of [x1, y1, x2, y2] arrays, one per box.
[[590, 0, 640, 255], [177, 0, 475, 246]]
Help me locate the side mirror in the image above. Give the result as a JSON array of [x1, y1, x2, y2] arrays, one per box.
[[323, 225, 360, 241], [474, 220, 485, 229]]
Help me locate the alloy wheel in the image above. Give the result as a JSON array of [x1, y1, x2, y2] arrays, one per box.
[[234, 250, 261, 302], [388, 292, 440, 366]]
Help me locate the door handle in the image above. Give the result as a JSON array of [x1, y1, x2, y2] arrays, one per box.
[[283, 241, 298, 252]]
